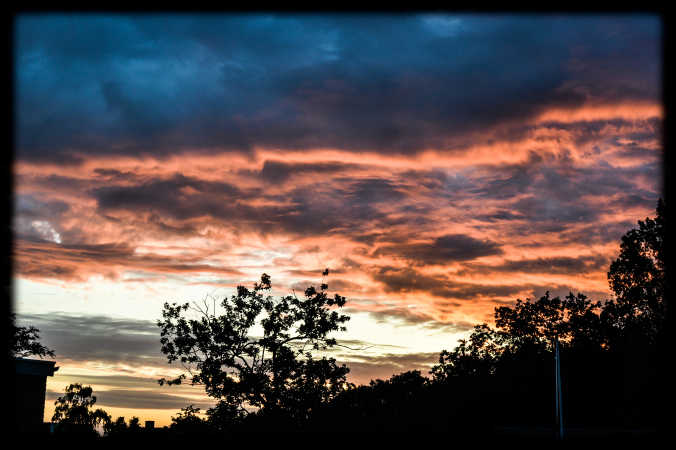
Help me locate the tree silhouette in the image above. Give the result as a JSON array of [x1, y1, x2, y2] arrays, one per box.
[[157, 272, 351, 427], [10, 313, 55, 358], [426, 199, 666, 429], [431, 291, 605, 383], [103, 416, 129, 435], [170, 405, 210, 433], [128, 416, 142, 431], [52, 384, 111, 433], [431, 324, 503, 380], [602, 198, 665, 426], [605, 198, 665, 345], [204, 400, 245, 432]]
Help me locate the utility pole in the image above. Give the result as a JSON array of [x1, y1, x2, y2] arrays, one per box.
[[554, 335, 564, 440]]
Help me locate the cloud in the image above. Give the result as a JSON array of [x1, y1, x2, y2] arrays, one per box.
[[14, 239, 243, 281], [460, 254, 609, 276], [15, 15, 660, 161], [92, 174, 246, 220], [374, 234, 503, 265], [337, 352, 440, 385], [255, 160, 363, 184], [371, 266, 524, 300], [346, 304, 476, 333], [16, 313, 166, 367], [46, 388, 215, 411]]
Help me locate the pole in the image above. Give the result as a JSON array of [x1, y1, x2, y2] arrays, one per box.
[[555, 336, 564, 440]]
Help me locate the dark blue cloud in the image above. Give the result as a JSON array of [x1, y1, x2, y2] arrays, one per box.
[[15, 14, 660, 161]]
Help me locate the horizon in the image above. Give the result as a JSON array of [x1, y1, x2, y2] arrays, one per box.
[[12, 13, 662, 427]]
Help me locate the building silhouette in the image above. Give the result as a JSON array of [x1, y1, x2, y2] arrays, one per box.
[[14, 357, 58, 433]]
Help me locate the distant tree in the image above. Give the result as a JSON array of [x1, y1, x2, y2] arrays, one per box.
[[157, 271, 351, 426], [10, 313, 55, 358], [308, 370, 433, 432], [170, 405, 210, 433], [431, 324, 503, 381], [103, 416, 128, 435], [128, 416, 142, 431], [52, 384, 111, 433], [102, 416, 145, 437], [205, 400, 246, 432]]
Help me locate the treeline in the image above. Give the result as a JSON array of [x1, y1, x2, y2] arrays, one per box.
[[19, 200, 666, 438]]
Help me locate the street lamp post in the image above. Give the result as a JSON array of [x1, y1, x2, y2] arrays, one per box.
[[554, 335, 564, 440]]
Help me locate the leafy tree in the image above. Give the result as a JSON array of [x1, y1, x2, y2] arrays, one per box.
[[605, 198, 666, 345], [600, 199, 666, 425], [52, 384, 111, 433], [431, 292, 605, 382], [494, 291, 607, 351], [428, 200, 667, 427], [157, 272, 351, 426], [10, 313, 55, 358]]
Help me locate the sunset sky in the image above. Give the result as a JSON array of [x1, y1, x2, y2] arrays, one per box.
[[13, 14, 662, 426]]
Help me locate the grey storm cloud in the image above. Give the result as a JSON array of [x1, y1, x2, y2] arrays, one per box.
[[337, 351, 440, 385], [370, 265, 608, 302], [372, 266, 516, 299], [374, 234, 503, 264], [460, 254, 610, 276], [254, 160, 364, 184], [90, 174, 262, 228], [46, 388, 215, 411], [89, 173, 410, 238], [15, 14, 660, 161], [15, 313, 166, 367], [13, 239, 243, 281], [15, 194, 70, 218]]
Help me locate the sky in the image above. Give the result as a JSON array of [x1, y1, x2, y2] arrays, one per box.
[[13, 13, 662, 427]]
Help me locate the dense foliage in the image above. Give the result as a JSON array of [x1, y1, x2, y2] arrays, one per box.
[[156, 270, 351, 426]]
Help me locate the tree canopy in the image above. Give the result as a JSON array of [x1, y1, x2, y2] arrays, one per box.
[[157, 271, 351, 425], [605, 198, 665, 345], [52, 384, 111, 433]]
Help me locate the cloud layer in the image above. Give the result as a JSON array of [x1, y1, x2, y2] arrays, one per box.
[[16, 15, 660, 161]]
